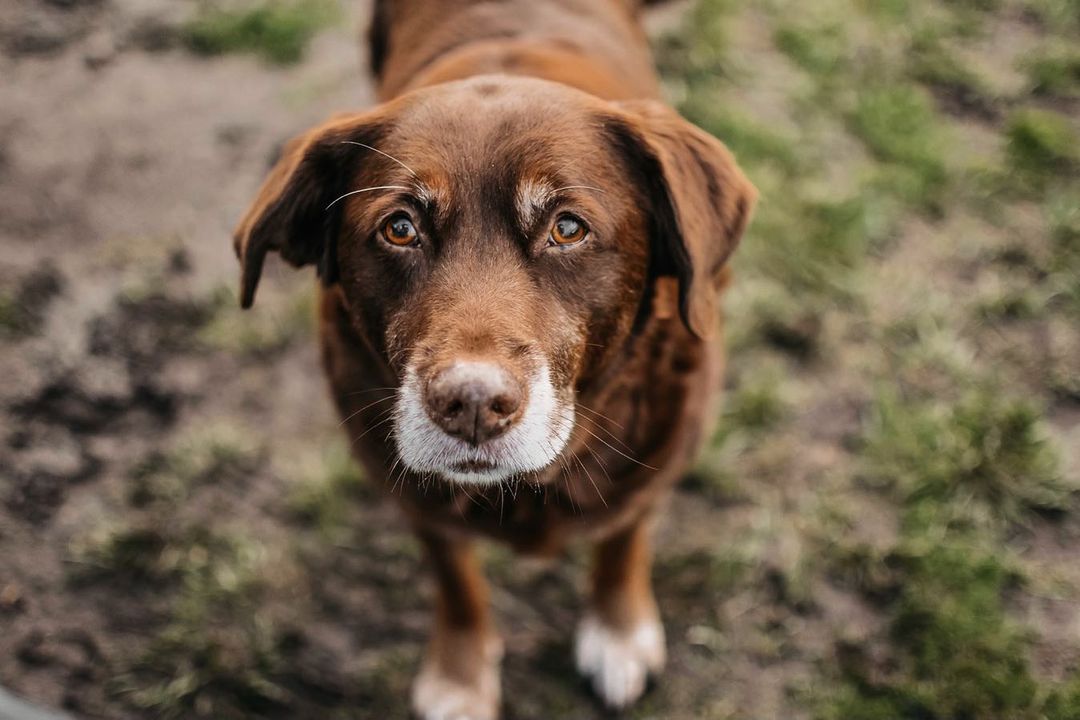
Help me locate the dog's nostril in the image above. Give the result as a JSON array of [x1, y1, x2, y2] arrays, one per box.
[[445, 399, 464, 417], [489, 393, 519, 418]]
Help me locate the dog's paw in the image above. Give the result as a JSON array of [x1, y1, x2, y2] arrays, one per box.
[[575, 613, 665, 710], [411, 655, 501, 720]]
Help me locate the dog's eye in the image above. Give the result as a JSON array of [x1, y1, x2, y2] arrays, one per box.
[[549, 215, 588, 246], [382, 214, 418, 247]]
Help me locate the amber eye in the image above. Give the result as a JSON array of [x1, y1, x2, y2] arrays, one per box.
[[549, 215, 588, 246], [382, 214, 418, 246]]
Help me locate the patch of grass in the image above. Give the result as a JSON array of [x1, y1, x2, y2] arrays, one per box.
[[907, 28, 997, 115], [862, 388, 1069, 529], [731, 192, 895, 357], [1006, 109, 1080, 182], [943, 0, 1003, 11], [677, 97, 805, 177], [0, 293, 20, 336], [1044, 676, 1080, 720], [655, 549, 753, 608], [0, 265, 63, 339], [773, 22, 848, 77], [653, 0, 738, 83], [815, 540, 1036, 720], [286, 439, 369, 533], [848, 85, 948, 213], [1023, 46, 1080, 97], [198, 284, 314, 355], [129, 421, 263, 507], [109, 530, 290, 719], [723, 361, 790, 432], [811, 379, 1074, 718], [184, 0, 340, 65], [70, 524, 174, 583], [1021, 0, 1080, 35]]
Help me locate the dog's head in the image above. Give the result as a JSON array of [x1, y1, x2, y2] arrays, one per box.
[[235, 76, 755, 485]]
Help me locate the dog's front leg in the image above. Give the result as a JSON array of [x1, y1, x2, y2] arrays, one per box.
[[576, 516, 665, 710], [412, 529, 502, 720]]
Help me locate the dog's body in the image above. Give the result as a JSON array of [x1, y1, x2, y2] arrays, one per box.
[[234, 1, 754, 717]]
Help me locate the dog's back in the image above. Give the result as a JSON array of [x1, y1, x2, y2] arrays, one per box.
[[368, 0, 661, 100]]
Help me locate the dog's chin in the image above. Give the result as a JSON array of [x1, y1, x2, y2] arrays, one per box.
[[439, 466, 517, 486], [393, 364, 574, 486]]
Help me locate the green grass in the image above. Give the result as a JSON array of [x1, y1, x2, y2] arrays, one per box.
[[0, 293, 21, 337], [286, 438, 370, 534], [660, 0, 1079, 716], [198, 284, 315, 355], [128, 421, 263, 508], [907, 28, 996, 112], [811, 385, 1074, 718], [111, 530, 287, 719], [185, 0, 340, 65], [1006, 109, 1080, 182], [848, 85, 948, 213], [773, 22, 848, 77], [1023, 45, 1080, 97], [862, 388, 1070, 529]]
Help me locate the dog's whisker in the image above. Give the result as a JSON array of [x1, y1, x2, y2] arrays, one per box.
[[583, 442, 614, 489], [577, 425, 657, 470], [573, 447, 607, 508], [325, 185, 413, 210], [340, 141, 420, 179], [350, 410, 397, 445], [343, 386, 400, 397], [575, 409, 635, 453], [338, 394, 397, 427], [575, 402, 626, 430], [551, 184, 606, 195]]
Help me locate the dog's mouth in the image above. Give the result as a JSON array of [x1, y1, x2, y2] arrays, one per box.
[[393, 362, 575, 485], [450, 458, 498, 473]]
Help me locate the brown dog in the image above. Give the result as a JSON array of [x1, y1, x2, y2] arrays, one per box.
[[233, 1, 755, 717]]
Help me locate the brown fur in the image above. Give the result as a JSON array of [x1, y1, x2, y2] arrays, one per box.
[[233, 0, 756, 714]]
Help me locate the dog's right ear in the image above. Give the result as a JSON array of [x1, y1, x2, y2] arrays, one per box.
[[232, 111, 386, 308]]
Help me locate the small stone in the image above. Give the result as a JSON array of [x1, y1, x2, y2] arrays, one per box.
[[83, 30, 115, 69], [0, 582, 25, 612]]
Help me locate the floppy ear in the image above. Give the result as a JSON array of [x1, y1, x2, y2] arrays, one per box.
[[232, 111, 386, 308], [607, 100, 757, 338]]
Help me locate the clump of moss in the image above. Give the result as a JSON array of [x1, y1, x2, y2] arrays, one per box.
[[184, 0, 340, 65]]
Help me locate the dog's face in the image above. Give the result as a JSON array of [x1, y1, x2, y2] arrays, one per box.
[[234, 76, 754, 485]]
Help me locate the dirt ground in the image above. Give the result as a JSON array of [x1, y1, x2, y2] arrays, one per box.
[[1, 0, 1078, 719]]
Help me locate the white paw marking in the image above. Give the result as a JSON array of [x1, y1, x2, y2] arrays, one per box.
[[575, 614, 666, 709], [411, 658, 500, 720]]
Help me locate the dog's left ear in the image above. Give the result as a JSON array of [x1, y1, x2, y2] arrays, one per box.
[[606, 100, 757, 338], [232, 111, 387, 308]]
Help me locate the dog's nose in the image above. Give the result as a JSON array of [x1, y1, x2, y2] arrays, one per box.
[[425, 362, 524, 445]]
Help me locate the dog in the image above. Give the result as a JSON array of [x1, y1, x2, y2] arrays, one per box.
[[233, 1, 755, 717]]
